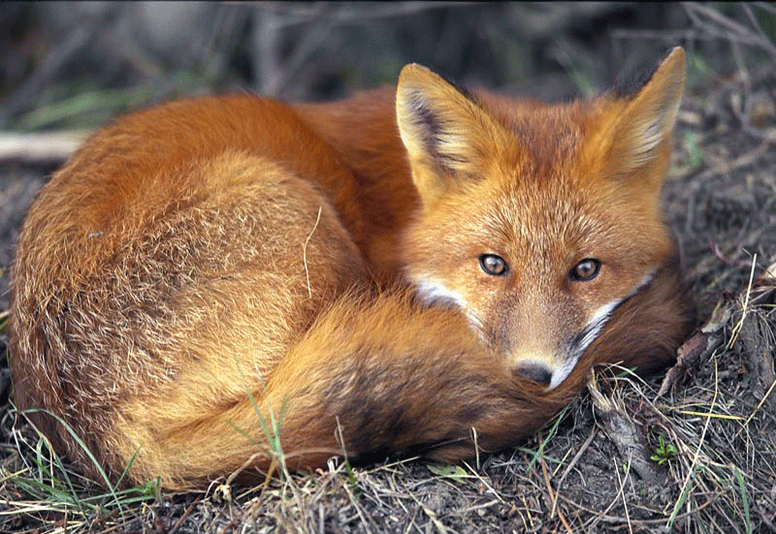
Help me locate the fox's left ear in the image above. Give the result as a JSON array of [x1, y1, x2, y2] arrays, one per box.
[[607, 47, 685, 176]]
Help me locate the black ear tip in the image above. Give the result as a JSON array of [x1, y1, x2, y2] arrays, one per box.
[[661, 47, 686, 73], [610, 47, 685, 99], [666, 46, 685, 59]]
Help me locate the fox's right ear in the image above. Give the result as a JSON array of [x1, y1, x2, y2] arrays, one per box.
[[396, 64, 496, 207]]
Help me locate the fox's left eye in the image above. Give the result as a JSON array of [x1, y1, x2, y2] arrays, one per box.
[[570, 258, 601, 281], [479, 254, 509, 276]]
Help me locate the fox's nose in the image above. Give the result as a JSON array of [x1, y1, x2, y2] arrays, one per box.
[[513, 363, 552, 387]]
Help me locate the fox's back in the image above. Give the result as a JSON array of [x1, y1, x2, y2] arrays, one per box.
[[10, 95, 373, 474]]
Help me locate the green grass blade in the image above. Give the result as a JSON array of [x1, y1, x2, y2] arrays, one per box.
[[734, 467, 752, 534], [21, 408, 126, 521]]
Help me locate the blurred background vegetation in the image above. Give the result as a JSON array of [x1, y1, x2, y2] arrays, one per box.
[[1, 2, 775, 134]]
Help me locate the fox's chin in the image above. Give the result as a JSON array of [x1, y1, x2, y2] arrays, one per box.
[[548, 359, 578, 390]]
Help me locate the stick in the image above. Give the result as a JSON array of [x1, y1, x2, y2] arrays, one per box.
[[0, 130, 91, 163]]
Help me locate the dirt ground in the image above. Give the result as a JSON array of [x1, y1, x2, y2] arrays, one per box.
[[1, 3, 775, 533]]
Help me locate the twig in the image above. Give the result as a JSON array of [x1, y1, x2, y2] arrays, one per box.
[[408, 492, 446, 534], [738, 378, 776, 434], [167, 498, 200, 534], [708, 238, 752, 268], [755, 2, 776, 17], [550, 426, 597, 518], [741, 4, 770, 44], [683, 3, 776, 59], [253, 4, 333, 97], [538, 450, 573, 534], [0, 130, 91, 163], [728, 253, 758, 349], [461, 461, 506, 505], [613, 458, 633, 534]]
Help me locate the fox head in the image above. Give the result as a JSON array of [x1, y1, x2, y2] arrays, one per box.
[[396, 48, 685, 389]]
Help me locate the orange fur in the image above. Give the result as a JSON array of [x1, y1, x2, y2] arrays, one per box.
[[10, 48, 692, 490]]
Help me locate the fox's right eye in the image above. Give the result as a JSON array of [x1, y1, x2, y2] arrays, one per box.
[[570, 258, 601, 281], [479, 254, 509, 276]]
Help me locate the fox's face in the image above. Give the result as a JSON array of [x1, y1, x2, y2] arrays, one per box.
[[396, 49, 685, 388]]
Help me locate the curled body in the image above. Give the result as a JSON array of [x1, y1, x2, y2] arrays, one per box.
[[10, 49, 692, 489]]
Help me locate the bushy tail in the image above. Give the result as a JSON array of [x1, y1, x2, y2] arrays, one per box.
[[115, 289, 574, 490]]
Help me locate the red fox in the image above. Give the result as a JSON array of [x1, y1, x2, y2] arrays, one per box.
[[10, 48, 692, 490]]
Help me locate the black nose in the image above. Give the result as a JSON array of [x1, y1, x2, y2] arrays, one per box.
[[513, 364, 552, 386]]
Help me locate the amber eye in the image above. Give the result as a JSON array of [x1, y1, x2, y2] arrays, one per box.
[[479, 254, 509, 276], [570, 258, 601, 281]]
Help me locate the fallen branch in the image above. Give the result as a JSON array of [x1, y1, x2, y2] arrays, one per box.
[[659, 259, 776, 396], [0, 130, 91, 164], [588, 376, 667, 486]]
